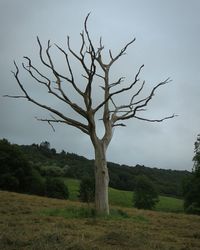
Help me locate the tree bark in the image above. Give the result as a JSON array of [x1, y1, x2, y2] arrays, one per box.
[[94, 140, 109, 215]]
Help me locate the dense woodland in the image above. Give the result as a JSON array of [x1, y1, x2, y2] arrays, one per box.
[[0, 138, 190, 198]]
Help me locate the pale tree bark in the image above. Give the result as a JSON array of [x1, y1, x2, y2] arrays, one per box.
[[94, 140, 110, 214], [5, 14, 176, 215]]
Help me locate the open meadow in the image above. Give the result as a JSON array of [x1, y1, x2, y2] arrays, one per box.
[[0, 190, 200, 250], [63, 178, 184, 213]]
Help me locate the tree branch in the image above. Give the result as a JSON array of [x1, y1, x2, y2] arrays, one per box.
[[10, 61, 89, 135], [114, 78, 175, 122], [134, 114, 178, 122], [54, 43, 84, 97], [133, 78, 172, 114], [94, 65, 144, 114], [108, 38, 136, 67], [22, 56, 87, 119]]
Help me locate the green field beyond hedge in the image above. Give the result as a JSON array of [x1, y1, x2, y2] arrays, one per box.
[[63, 178, 183, 213]]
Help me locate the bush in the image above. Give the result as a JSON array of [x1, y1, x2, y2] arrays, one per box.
[[79, 176, 95, 203], [45, 177, 69, 199], [40, 165, 64, 177], [185, 202, 200, 215], [0, 139, 44, 195], [28, 169, 45, 195], [0, 173, 19, 191], [183, 134, 200, 214], [183, 174, 200, 214], [133, 175, 159, 210]]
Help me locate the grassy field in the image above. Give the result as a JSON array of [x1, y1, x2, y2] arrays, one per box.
[[63, 178, 184, 213], [62, 178, 80, 201], [0, 190, 200, 250]]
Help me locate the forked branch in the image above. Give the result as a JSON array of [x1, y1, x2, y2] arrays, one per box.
[[113, 78, 175, 123]]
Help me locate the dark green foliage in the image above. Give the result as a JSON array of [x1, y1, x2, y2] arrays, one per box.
[[0, 173, 19, 191], [45, 177, 69, 199], [193, 134, 200, 173], [0, 139, 45, 195], [133, 175, 159, 210], [63, 153, 94, 179], [183, 134, 200, 215], [0, 138, 191, 198], [108, 163, 190, 197], [0, 139, 31, 191], [28, 169, 45, 195], [79, 177, 95, 203], [0, 139, 70, 199], [183, 178, 200, 215], [40, 165, 65, 177]]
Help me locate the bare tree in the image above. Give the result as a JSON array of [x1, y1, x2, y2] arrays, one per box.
[[6, 14, 175, 215]]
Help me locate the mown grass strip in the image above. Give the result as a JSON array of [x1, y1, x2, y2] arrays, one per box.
[[40, 206, 149, 222]]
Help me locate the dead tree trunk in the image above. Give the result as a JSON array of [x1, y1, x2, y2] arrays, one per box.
[[94, 140, 109, 214]]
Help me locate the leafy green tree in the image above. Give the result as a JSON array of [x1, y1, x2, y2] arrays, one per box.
[[28, 169, 45, 195], [79, 176, 95, 203], [183, 134, 200, 214], [45, 177, 69, 199], [133, 175, 159, 210], [40, 165, 64, 177], [0, 173, 19, 191], [193, 134, 200, 173], [0, 139, 45, 195], [0, 139, 31, 192], [40, 141, 50, 150]]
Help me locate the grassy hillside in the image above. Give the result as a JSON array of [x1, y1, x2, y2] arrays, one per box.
[[0, 190, 200, 250], [63, 178, 184, 213]]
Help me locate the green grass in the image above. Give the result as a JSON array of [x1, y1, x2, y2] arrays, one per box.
[[109, 186, 184, 212], [41, 206, 138, 220], [109, 187, 133, 207], [155, 195, 184, 213], [41, 206, 150, 223], [62, 178, 184, 213], [61, 178, 80, 200]]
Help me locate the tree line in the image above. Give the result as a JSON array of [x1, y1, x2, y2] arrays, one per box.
[[0, 138, 190, 198], [0, 138, 159, 210], [1, 137, 200, 214], [0, 139, 68, 199]]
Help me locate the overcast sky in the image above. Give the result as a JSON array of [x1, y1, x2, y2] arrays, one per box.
[[0, 0, 200, 171]]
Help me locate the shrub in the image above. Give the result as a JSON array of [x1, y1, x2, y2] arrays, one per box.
[[40, 165, 64, 177], [79, 176, 95, 203], [45, 177, 69, 199], [28, 169, 46, 195], [0, 173, 19, 191], [185, 202, 200, 215], [0, 139, 44, 194], [133, 175, 159, 210], [183, 134, 200, 214], [183, 175, 200, 214]]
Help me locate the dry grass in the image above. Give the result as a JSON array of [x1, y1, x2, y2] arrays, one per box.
[[0, 191, 200, 250]]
